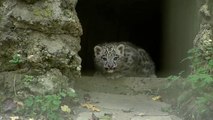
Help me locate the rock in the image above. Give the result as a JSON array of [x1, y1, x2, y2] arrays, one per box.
[[2, 98, 17, 113], [27, 69, 71, 95], [21, 0, 42, 4], [0, 0, 82, 78]]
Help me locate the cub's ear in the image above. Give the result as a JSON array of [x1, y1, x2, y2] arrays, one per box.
[[117, 44, 125, 56], [94, 45, 102, 56]]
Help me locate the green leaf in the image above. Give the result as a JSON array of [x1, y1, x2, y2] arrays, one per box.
[[24, 97, 34, 107], [9, 54, 22, 64], [188, 74, 200, 82], [208, 60, 213, 67], [52, 100, 61, 106], [41, 106, 47, 112], [59, 92, 66, 97]]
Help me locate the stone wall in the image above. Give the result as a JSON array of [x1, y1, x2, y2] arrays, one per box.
[[0, 0, 82, 77], [0, 0, 82, 96], [194, 0, 213, 65]]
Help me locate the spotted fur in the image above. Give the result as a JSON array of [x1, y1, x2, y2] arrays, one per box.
[[94, 42, 156, 78]]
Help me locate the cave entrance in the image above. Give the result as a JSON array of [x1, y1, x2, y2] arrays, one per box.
[[76, 0, 199, 77]]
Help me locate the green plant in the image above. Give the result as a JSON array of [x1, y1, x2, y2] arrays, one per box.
[[17, 88, 78, 120], [166, 71, 184, 88], [23, 95, 62, 119], [167, 47, 213, 90], [186, 48, 213, 90], [166, 47, 213, 119], [9, 53, 23, 64], [195, 93, 213, 113], [58, 88, 76, 98], [22, 75, 35, 86]]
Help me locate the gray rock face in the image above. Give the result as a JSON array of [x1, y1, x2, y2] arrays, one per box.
[[0, 0, 82, 95], [193, 1, 213, 75], [0, 0, 82, 77]]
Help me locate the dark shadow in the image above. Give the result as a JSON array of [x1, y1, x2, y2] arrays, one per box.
[[76, 0, 164, 76]]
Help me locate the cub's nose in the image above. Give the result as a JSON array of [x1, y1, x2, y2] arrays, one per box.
[[105, 66, 115, 73], [105, 65, 116, 70]]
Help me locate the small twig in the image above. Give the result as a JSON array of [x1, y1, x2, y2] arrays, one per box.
[[134, 112, 170, 117], [91, 113, 99, 120], [13, 74, 17, 96]]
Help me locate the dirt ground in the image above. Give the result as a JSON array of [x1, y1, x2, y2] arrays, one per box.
[[74, 76, 183, 120]]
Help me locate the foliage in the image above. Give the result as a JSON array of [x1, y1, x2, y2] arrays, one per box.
[[168, 48, 213, 89], [60, 88, 77, 98], [24, 95, 62, 119], [195, 93, 213, 113], [22, 75, 35, 86], [167, 47, 213, 119], [186, 48, 213, 90], [17, 88, 78, 120], [9, 54, 23, 65], [166, 71, 184, 88]]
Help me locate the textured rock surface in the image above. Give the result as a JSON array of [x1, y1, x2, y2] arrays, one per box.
[[194, 1, 213, 54], [74, 77, 182, 120], [193, 0, 213, 74], [0, 0, 82, 96], [0, 0, 82, 76], [0, 69, 72, 96]]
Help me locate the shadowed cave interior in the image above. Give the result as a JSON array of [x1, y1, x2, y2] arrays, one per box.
[[76, 0, 198, 77]]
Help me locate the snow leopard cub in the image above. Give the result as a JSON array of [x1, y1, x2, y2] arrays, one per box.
[[94, 42, 156, 79]]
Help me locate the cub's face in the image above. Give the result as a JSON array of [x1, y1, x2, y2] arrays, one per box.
[[94, 44, 125, 73]]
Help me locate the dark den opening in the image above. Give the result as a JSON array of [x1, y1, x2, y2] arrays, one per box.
[[76, 0, 164, 76]]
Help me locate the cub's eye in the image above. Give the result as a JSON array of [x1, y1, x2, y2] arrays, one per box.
[[114, 56, 119, 60], [101, 56, 107, 61]]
